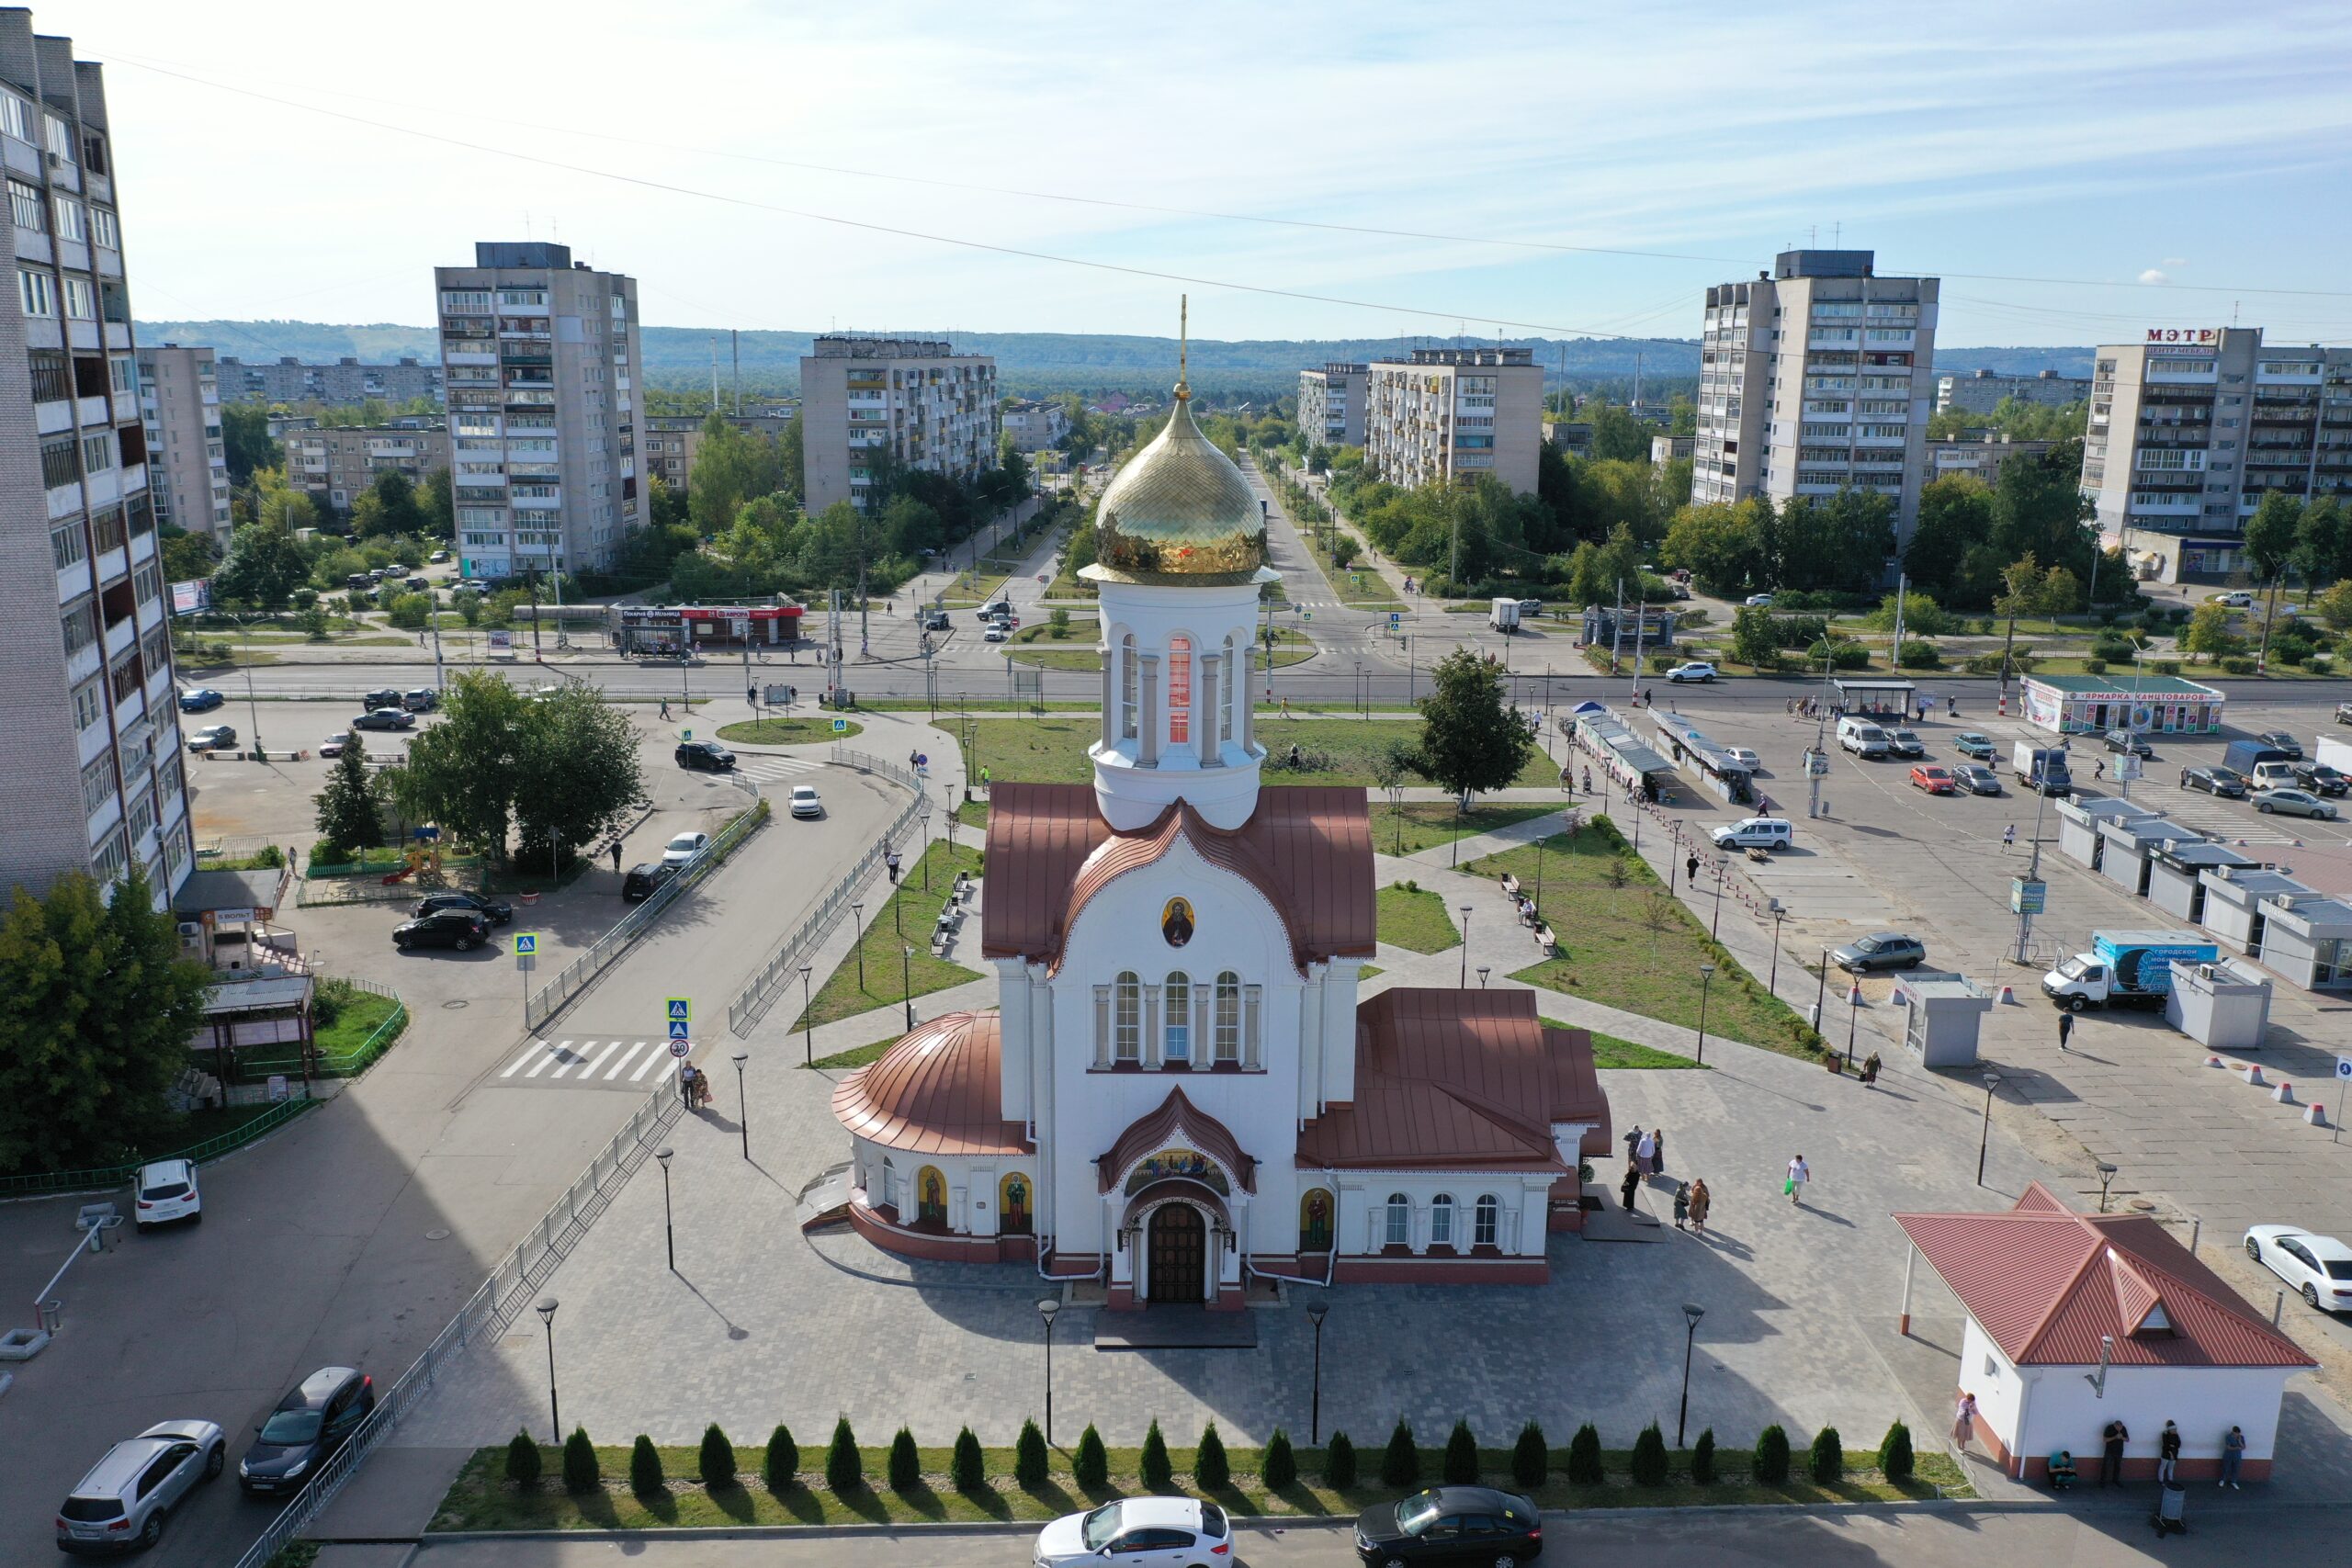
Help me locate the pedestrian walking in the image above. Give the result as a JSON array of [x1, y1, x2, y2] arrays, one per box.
[[2095, 759, 2105, 781], [1861, 1050, 1882, 1088], [2101, 1418, 2130, 1486], [2219, 1425, 2245, 1489], [1635, 1128, 1657, 1177], [660, 699, 672, 720], [1623, 1123, 1644, 1166], [1583, 767, 1593, 794], [2058, 1010, 2075, 1052], [1687, 1179, 1711, 1234], [979, 765, 991, 793], [1952, 1392, 1978, 1449], [1618, 1162, 1640, 1212], [886, 849, 901, 885], [609, 841, 622, 874], [1784, 1153, 1810, 1206], [1671, 1182, 1690, 1230], [2158, 1420, 2181, 1483], [1948, 695, 1958, 716], [1685, 853, 1700, 886], [679, 1061, 700, 1111], [2003, 823, 2016, 849]]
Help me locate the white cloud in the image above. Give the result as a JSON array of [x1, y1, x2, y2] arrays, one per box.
[[2139, 269, 2170, 286]]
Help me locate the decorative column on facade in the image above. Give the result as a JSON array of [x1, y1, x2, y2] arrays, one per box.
[[1099, 646, 1116, 750], [1139, 654, 1161, 766], [1143, 983, 1162, 1067], [1196, 652, 1220, 765]]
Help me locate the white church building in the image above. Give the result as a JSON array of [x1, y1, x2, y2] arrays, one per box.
[[830, 329, 1611, 1308]]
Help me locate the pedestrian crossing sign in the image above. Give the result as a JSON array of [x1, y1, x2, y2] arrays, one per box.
[[666, 997, 691, 1022], [832, 717, 849, 733], [667, 1020, 691, 1042], [514, 932, 539, 956]]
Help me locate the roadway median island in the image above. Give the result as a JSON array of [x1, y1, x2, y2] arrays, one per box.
[[715, 717, 862, 744]]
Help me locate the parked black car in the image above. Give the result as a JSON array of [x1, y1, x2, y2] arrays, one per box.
[[2183, 764, 2249, 798], [2292, 761, 2349, 796], [391, 909, 488, 952], [675, 740, 737, 772], [1353, 1486, 1543, 1566], [622, 863, 676, 903], [360, 688, 402, 711], [351, 707, 416, 731], [238, 1368, 373, 1495], [2256, 730, 2305, 760], [412, 890, 513, 926], [2103, 729, 2154, 757], [1831, 932, 1928, 973]]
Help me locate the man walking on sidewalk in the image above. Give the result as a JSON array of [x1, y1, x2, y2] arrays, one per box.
[[2058, 1010, 2075, 1052], [1784, 1153, 1809, 1206]]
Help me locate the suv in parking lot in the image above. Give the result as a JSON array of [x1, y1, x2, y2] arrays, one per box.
[[57, 1420, 226, 1554], [392, 908, 489, 952], [622, 862, 676, 902], [675, 740, 737, 772], [412, 890, 513, 926], [133, 1159, 201, 1227], [240, 1368, 373, 1495]]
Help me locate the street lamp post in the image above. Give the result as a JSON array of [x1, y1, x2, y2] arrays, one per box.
[[731, 1051, 750, 1162], [1676, 1303, 1706, 1447], [1815, 947, 1830, 1032], [1976, 1072, 2001, 1187], [1306, 1300, 1329, 1443], [918, 804, 933, 889], [1036, 1297, 1061, 1445], [2097, 1160, 2119, 1213], [1459, 905, 1474, 987], [1769, 902, 1786, 996], [1477, 965, 1490, 989], [902, 945, 916, 1031], [654, 1147, 676, 1272], [852, 902, 866, 993], [798, 964, 815, 1066], [535, 1297, 560, 1443], [1695, 964, 1717, 1067], [1846, 976, 1862, 1071], [1711, 863, 1725, 940]]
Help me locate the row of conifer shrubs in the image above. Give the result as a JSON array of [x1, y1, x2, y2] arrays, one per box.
[[502, 1415, 1919, 1498]]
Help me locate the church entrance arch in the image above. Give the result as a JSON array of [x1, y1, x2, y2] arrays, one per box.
[[1148, 1203, 1207, 1303]]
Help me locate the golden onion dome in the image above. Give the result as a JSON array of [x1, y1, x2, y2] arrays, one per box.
[[1084, 312, 1270, 586]]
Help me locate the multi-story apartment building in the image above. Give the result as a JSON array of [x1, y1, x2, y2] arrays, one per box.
[[799, 336, 997, 514], [1363, 347, 1543, 494], [1693, 250, 1940, 546], [1650, 433, 1695, 470], [282, 422, 449, 513], [135, 342, 231, 545], [640, 412, 793, 492], [1935, 367, 2090, 415], [1925, 432, 2055, 484], [0, 10, 194, 906], [2081, 328, 2352, 581], [1296, 362, 1369, 450], [214, 354, 444, 409], [999, 397, 1069, 453], [435, 242, 641, 581]]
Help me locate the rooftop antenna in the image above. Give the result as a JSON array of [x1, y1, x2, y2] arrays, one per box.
[[524, 210, 533, 241], [1831, 220, 1840, 248]]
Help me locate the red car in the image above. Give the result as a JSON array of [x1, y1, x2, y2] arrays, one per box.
[[1909, 764, 1957, 795]]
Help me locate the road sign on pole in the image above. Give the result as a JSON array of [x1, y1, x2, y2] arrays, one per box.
[[832, 717, 849, 733], [669, 1039, 691, 1058], [667, 1019, 691, 1042], [514, 932, 539, 956], [666, 997, 691, 1022]]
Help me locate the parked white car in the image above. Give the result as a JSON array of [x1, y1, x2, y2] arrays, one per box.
[[1665, 661, 1718, 683], [134, 1158, 202, 1227], [661, 831, 710, 866], [2245, 1225, 2352, 1312], [1034, 1497, 1231, 1568]]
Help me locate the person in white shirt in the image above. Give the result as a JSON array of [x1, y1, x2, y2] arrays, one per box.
[[1785, 1154, 1810, 1205]]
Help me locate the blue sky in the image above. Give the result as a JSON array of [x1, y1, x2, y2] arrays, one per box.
[[71, 0, 2352, 347]]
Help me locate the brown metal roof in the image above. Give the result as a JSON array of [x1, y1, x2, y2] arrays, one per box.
[[1093, 1084, 1257, 1195], [1295, 989, 1611, 1171], [1895, 1183, 2315, 1370], [830, 1011, 1032, 1157], [981, 784, 1374, 972]]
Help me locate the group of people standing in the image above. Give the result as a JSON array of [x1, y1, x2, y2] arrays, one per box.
[[1951, 1404, 2249, 1491], [1618, 1124, 1712, 1234]]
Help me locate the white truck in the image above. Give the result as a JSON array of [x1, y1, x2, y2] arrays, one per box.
[[1488, 598, 1521, 634], [2012, 740, 2072, 795]]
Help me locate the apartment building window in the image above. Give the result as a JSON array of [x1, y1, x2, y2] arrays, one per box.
[[131, 560, 163, 608], [7, 177, 41, 231], [90, 207, 117, 249], [43, 113, 71, 164], [497, 289, 548, 308], [93, 829, 128, 885], [92, 505, 126, 553], [82, 752, 116, 814], [109, 649, 144, 702], [156, 753, 183, 807], [82, 433, 114, 473], [62, 276, 94, 320], [71, 672, 105, 730], [51, 196, 83, 242], [40, 435, 76, 489], [127, 494, 155, 536], [19, 266, 53, 317], [0, 93, 25, 143], [441, 290, 493, 312], [28, 348, 68, 401], [62, 595, 97, 655], [51, 519, 87, 570]]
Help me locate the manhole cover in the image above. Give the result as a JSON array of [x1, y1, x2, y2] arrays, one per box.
[[442, 999, 469, 1010], [2129, 1200, 2156, 1212], [426, 1227, 452, 1241]]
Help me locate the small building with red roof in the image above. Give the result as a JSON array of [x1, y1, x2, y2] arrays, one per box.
[[1894, 1182, 2314, 1483], [827, 328, 1610, 1308]]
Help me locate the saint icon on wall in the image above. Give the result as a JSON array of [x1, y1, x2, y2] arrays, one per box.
[[1161, 897, 1195, 947]]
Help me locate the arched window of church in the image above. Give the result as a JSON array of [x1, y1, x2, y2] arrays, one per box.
[[1114, 971, 1141, 1062], [1213, 972, 1241, 1062], [1430, 1194, 1455, 1247], [1167, 636, 1192, 745], [1474, 1194, 1499, 1248], [1162, 971, 1192, 1062], [1385, 1192, 1411, 1248], [1119, 634, 1137, 739]]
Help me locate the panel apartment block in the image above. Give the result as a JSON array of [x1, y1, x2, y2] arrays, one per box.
[[1363, 348, 1541, 495], [282, 422, 449, 513], [1694, 249, 1939, 547], [641, 412, 794, 493], [135, 342, 231, 545], [435, 242, 640, 581], [799, 336, 998, 514], [1936, 367, 2090, 415], [1000, 398, 1069, 454], [1296, 362, 1368, 451], [214, 354, 444, 409], [0, 8, 193, 905], [2082, 327, 2352, 582]]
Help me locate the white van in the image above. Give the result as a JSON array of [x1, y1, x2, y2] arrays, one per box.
[[1837, 716, 1891, 758], [1712, 817, 1793, 851]]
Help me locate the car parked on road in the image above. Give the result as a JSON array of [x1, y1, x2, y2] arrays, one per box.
[[1837, 717, 1891, 759], [2245, 1226, 2352, 1313], [1723, 746, 1761, 771], [622, 862, 675, 902], [977, 600, 1012, 620], [788, 784, 824, 819], [1034, 1497, 1232, 1568], [391, 908, 488, 953], [2213, 590, 2255, 608], [56, 1419, 226, 1554], [2256, 730, 2305, 760], [318, 733, 351, 759], [1956, 763, 2003, 795], [177, 687, 224, 713], [361, 687, 402, 711], [2254, 787, 2338, 820], [239, 1368, 373, 1495], [401, 688, 439, 712], [1952, 732, 1996, 760], [412, 890, 513, 926], [1909, 764, 1957, 795], [1832, 932, 1928, 973], [2337, 701, 2352, 727], [1885, 728, 1925, 758], [351, 707, 416, 731], [428, 548, 451, 564], [2103, 729, 2154, 757], [1744, 592, 1774, 607], [1351, 1485, 1544, 1566], [186, 725, 237, 752], [1711, 817, 1792, 851], [675, 740, 737, 772], [2182, 764, 2249, 798], [1665, 660, 1717, 683], [2292, 761, 2348, 796], [662, 831, 710, 866], [133, 1159, 201, 1228], [984, 625, 1012, 642]]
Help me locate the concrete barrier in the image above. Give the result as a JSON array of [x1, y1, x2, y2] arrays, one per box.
[[2243, 1064, 2267, 1088], [2272, 1082, 2296, 1105]]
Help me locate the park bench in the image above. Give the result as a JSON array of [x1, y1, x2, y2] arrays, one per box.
[[1535, 925, 1558, 958]]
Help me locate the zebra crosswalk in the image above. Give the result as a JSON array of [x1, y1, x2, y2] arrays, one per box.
[[733, 753, 821, 785], [496, 1037, 683, 1090], [2129, 781, 2300, 846]]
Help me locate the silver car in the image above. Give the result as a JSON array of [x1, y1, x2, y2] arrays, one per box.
[[1956, 763, 2003, 795], [57, 1420, 226, 1554], [2254, 788, 2338, 820]]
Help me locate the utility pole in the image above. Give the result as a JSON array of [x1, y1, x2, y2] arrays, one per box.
[[709, 337, 719, 411], [730, 328, 741, 415], [1889, 572, 1906, 665]]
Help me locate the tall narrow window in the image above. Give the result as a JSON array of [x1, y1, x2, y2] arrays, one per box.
[[1162, 972, 1191, 1062], [1430, 1195, 1455, 1247], [1223, 634, 1239, 743], [1214, 973, 1241, 1063], [1385, 1194, 1411, 1248], [1474, 1195, 1499, 1248], [1119, 634, 1137, 739], [1167, 636, 1192, 745], [1114, 971, 1141, 1062]]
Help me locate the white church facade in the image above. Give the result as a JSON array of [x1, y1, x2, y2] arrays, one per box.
[[829, 327, 1611, 1307]]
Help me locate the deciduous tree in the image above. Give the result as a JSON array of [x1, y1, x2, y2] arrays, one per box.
[[312, 735, 384, 855], [1410, 649, 1532, 807]]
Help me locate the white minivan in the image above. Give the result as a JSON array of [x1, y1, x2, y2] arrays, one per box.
[[1712, 817, 1793, 851], [1837, 716, 1891, 758]]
